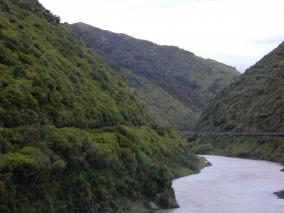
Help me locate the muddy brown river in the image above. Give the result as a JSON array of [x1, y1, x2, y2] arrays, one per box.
[[158, 155, 284, 213]]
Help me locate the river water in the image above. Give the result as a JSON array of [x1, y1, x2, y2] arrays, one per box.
[[158, 155, 284, 213]]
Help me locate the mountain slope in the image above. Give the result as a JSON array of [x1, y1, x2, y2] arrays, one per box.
[[0, 1, 203, 212], [191, 42, 284, 163], [71, 23, 240, 130], [122, 69, 198, 130], [197, 41, 284, 132]]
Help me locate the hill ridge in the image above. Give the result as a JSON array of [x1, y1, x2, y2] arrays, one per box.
[[190, 41, 284, 163], [71, 22, 240, 130]]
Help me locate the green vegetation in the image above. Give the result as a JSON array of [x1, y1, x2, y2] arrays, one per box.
[[122, 70, 198, 130], [71, 23, 240, 130], [0, 0, 204, 212], [197, 42, 284, 132], [193, 42, 284, 162], [0, 0, 149, 129], [189, 135, 284, 163], [0, 125, 202, 212]]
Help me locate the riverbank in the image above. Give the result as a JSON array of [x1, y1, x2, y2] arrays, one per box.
[[189, 135, 284, 164]]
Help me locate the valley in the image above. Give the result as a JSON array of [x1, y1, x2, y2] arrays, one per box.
[[0, 0, 283, 212]]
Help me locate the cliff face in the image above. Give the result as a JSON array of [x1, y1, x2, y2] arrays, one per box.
[[0, 1, 203, 212], [71, 22, 240, 130]]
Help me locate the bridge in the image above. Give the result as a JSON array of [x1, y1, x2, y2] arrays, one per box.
[[182, 132, 284, 137]]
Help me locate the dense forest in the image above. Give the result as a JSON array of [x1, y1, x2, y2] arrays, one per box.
[[0, 0, 204, 212], [71, 23, 240, 130]]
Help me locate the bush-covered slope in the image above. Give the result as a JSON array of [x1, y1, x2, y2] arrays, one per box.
[[1, 125, 202, 212], [122, 70, 198, 130], [192, 42, 284, 162], [71, 23, 240, 130], [197, 42, 284, 132], [0, 2, 149, 128], [0, 1, 203, 212]]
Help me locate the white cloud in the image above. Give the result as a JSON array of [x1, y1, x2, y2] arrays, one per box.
[[39, 0, 284, 72]]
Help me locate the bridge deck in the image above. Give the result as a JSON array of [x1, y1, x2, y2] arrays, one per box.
[[183, 132, 284, 137]]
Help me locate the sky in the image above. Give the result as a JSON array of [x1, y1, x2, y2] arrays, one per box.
[[39, 0, 284, 72]]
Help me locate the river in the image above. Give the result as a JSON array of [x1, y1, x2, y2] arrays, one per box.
[[158, 155, 284, 213]]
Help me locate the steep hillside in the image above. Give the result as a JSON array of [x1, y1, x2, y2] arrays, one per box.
[[0, 1, 203, 212], [191, 42, 284, 163], [71, 23, 240, 130], [197, 42, 284, 132]]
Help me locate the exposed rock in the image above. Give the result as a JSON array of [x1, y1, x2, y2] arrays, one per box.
[[274, 190, 284, 199], [149, 202, 159, 210], [206, 161, 213, 166], [198, 156, 212, 167], [154, 187, 180, 210]]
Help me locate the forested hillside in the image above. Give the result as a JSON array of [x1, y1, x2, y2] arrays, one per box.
[[197, 42, 284, 132], [191, 42, 284, 163], [0, 1, 203, 212], [71, 23, 240, 130]]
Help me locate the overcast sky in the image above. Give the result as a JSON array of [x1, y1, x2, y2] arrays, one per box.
[[39, 0, 284, 72]]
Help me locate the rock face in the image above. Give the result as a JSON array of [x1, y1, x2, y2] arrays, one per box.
[[274, 190, 284, 199], [154, 187, 180, 209], [71, 22, 240, 130]]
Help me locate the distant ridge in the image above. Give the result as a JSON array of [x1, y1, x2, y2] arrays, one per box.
[[71, 22, 240, 130]]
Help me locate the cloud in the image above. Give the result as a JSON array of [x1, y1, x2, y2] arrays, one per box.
[[39, 0, 284, 72]]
